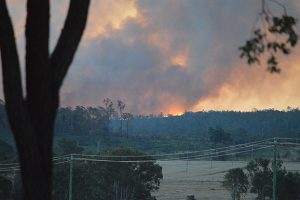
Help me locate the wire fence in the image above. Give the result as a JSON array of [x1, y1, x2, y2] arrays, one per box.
[[0, 137, 299, 200]]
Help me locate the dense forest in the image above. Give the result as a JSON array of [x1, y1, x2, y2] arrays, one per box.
[[123, 109, 300, 137], [1, 100, 300, 140], [1, 100, 300, 200]]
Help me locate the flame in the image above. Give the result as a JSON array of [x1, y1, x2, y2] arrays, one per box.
[[163, 105, 184, 116], [156, 92, 187, 115], [193, 52, 300, 111]]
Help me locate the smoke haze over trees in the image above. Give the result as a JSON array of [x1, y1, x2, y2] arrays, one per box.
[[2, 102, 300, 140]]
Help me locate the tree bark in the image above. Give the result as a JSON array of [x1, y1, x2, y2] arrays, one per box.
[[17, 134, 54, 200], [0, 0, 90, 199]]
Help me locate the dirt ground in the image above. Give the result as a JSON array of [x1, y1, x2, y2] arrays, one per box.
[[153, 160, 300, 200]]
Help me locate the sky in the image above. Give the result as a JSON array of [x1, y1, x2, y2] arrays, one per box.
[[1, 0, 300, 115]]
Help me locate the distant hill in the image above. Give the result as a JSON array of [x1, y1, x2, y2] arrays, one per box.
[[112, 109, 300, 139], [121, 109, 300, 134], [1, 101, 300, 139]]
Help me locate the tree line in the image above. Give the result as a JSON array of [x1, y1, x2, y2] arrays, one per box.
[[0, 99, 134, 137], [2, 100, 300, 140]]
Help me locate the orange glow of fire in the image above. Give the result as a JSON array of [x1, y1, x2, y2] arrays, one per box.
[[193, 51, 300, 111], [170, 53, 188, 68], [163, 107, 184, 116]]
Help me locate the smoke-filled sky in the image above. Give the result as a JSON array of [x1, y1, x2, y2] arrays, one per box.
[[1, 0, 300, 115]]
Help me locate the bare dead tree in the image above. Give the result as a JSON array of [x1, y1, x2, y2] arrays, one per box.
[[117, 100, 125, 137], [122, 112, 133, 138]]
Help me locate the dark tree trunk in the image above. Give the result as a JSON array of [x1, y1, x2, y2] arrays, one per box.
[[13, 93, 58, 200], [17, 136, 53, 200], [0, 0, 90, 200]]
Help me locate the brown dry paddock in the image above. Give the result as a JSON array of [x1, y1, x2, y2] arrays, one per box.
[[153, 160, 300, 200]]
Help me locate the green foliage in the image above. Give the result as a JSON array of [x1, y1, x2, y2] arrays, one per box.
[[209, 127, 233, 146], [246, 159, 273, 199], [277, 172, 300, 200], [101, 148, 163, 200], [121, 109, 300, 141], [53, 148, 163, 200], [57, 138, 84, 155], [51, 108, 300, 155], [223, 168, 249, 200], [3, 102, 300, 145], [55, 106, 109, 135], [246, 158, 300, 200]]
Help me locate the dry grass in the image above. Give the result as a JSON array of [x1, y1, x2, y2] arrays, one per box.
[[153, 160, 300, 200]]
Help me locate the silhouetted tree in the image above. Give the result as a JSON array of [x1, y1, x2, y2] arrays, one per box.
[[240, 0, 298, 72], [209, 127, 233, 146], [103, 98, 116, 134], [223, 168, 249, 200], [122, 112, 134, 138], [186, 195, 197, 200], [57, 138, 84, 155], [246, 159, 273, 200], [0, 1, 90, 200], [277, 172, 300, 200], [117, 100, 126, 137], [53, 148, 163, 200], [246, 159, 300, 200]]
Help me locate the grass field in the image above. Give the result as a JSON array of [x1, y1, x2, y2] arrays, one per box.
[[153, 160, 300, 200]]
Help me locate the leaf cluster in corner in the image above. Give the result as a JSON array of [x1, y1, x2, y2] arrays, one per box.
[[239, 13, 298, 73]]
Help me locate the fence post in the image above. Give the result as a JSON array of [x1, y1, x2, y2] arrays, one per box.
[[68, 154, 73, 200], [272, 138, 277, 200]]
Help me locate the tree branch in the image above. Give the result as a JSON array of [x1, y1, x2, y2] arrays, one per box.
[[0, 0, 30, 137], [50, 0, 90, 89]]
